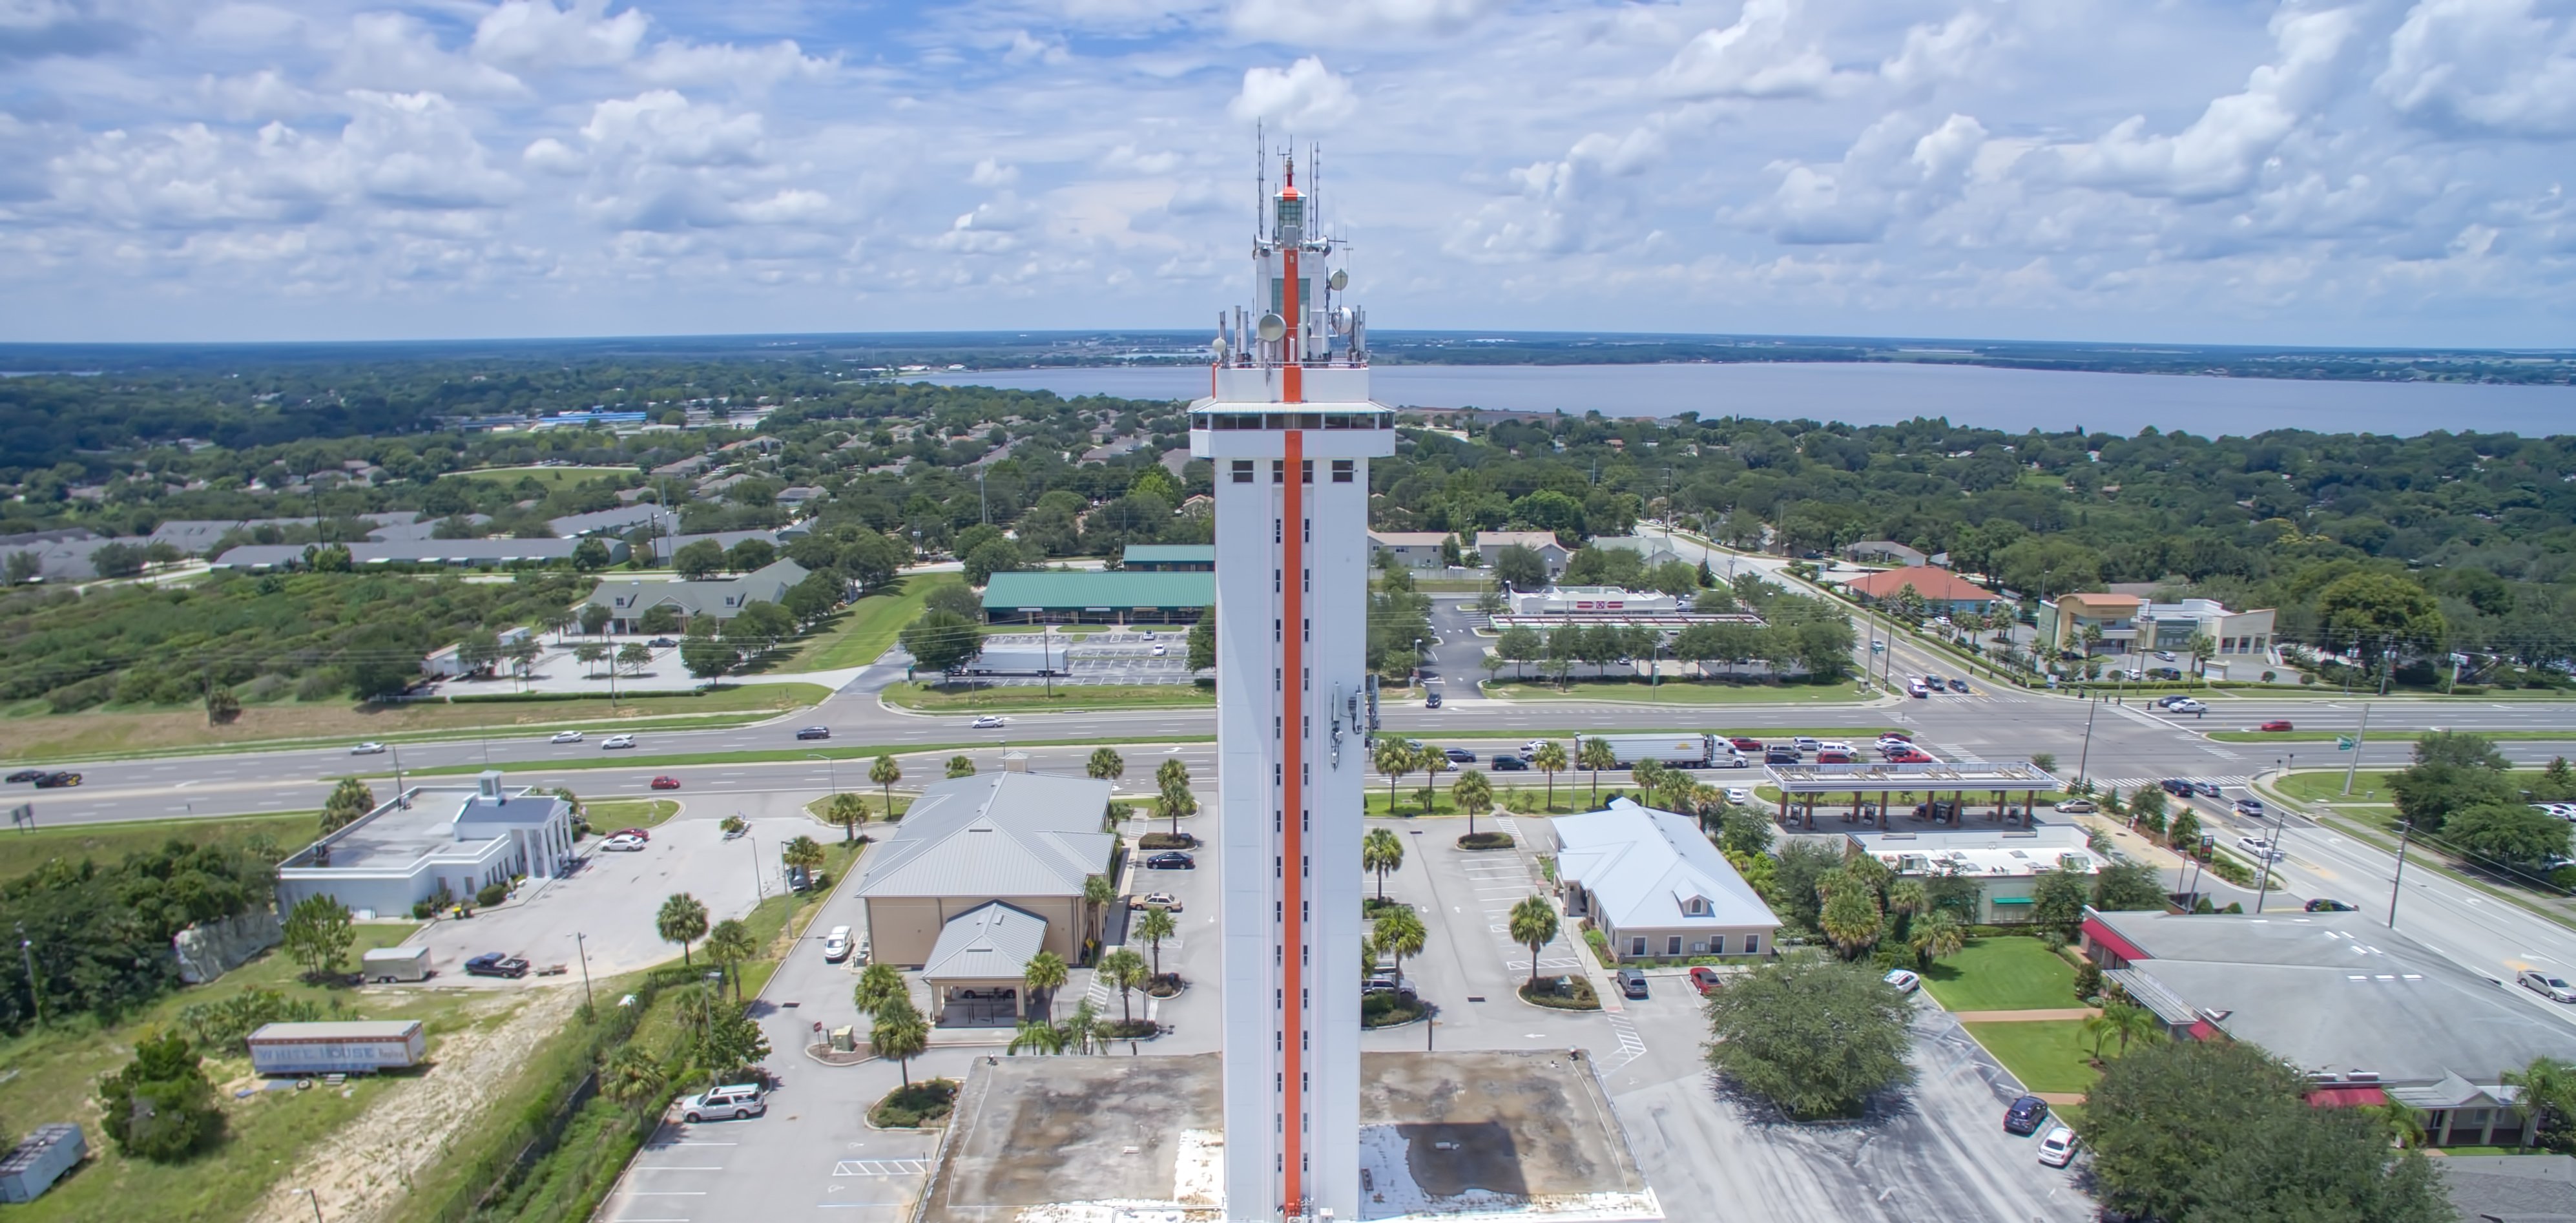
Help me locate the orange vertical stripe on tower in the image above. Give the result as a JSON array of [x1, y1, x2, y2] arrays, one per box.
[[1282, 247, 1303, 404], [1280, 428, 1305, 1214]]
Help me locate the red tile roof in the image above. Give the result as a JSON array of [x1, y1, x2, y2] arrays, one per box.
[[1844, 566, 2000, 603]]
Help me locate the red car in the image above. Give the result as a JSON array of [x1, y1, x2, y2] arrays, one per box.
[[1728, 737, 1763, 753], [1817, 750, 1854, 764], [2258, 720, 2294, 733], [648, 775, 681, 790], [1688, 967, 1721, 994], [1887, 749, 1935, 764]]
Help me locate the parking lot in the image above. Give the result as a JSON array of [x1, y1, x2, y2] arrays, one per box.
[[966, 631, 1201, 687]]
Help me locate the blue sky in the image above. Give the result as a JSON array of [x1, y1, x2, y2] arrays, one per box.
[[1, 0, 2571, 346]]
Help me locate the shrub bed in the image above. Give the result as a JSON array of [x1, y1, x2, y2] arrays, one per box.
[[1457, 831, 1517, 851], [1096, 1018, 1159, 1041], [1362, 993, 1428, 1028], [868, 1080, 959, 1129], [1137, 832, 1199, 850], [1147, 974, 1186, 998], [1519, 975, 1600, 1010], [1361, 897, 1413, 917]]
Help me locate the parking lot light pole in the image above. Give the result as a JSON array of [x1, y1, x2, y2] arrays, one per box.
[[2389, 821, 2415, 928], [574, 932, 593, 1010], [746, 833, 762, 898]]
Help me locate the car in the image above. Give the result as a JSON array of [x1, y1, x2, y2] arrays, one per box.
[[1491, 754, 1528, 771], [649, 776, 681, 790], [2259, 719, 2295, 732], [2168, 698, 2208, 714], [464, 952, 530, 979], [1712, 753, 1752, 769], [1524, 740, 1550, 757], [2053, 798, 2099, 813], [612, 827, 650, 841], [2234, 798, 2265, 818], [1442, 747, 1475, 764], [1130, 892, 1184, 912], [1946, 678, 1971, 693], [1152, 643, 1168, 656], [2192, 780, 2222, 798], [31, 771, 80, 788], [2160, 779, 2196, 798], [2521, 970, 2576, 1003], [2005, 1094, 2050, 1135], [601, 834, 647, 852], [1907, 682, 1929, 698], [679, 1083, 767, 1123], [1764, 747, 1800, 764], [823, 925, 854, 962], [2037, 1125, 2081, 1167], [1729, 737, 1763, 752], [1725, 788, 1753, 804], [601, 734, 637, 749], [2235, 836, 2284, 862], [1425, 692, 1443, 709], [350, 741, 388, 755], [1615, 968, 1648, 999], [1816, 750, 1854, 764], [1143, 851, 1196, 870], [550, 730, 585, 744], [1886, 749, 1934, 764], [1878, 729, 1913, 742], [2154, 649, 2177, 662], [647, 636, 678, 647], [2152, 695, 2190, 709], [1818, 740, 1854, 755], [796, 726, 830, 740], [1362, 973, 1417, 998], [1883, 968, 1921, 994], [2304, 897, 2357, 912], [1688, 967, 1721, 994], [2123, 668, 2145, 682], [4, 769, 43, 783], [1139, 631, 1156, 640], [1919, 676, 1942, 691], [971, 715, 1006, 729], [1791, 737, 1822, 752]]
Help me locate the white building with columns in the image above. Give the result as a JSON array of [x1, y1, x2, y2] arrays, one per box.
[[1193, 150, 1393, 1223], [277, 771, 577, 917]]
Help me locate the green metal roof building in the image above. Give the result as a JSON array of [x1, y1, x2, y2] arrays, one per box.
[[1121, 544, 1216, 572], [981, 570, 1215, 625]]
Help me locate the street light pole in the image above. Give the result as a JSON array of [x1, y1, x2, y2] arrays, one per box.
[[2342, 703, 2371, 797], [574, 932, 593, 1010], [2073, 698, 2099, 791], [2388, 821, 2416, 928], [747, 833, 762, 898], [391, 742, 407, 808], [17, 923, 39, 1026]]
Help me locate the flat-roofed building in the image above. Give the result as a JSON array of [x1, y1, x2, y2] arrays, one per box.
[[1850, 824, 2103, 923], [978, 570, 1213, 625], [276, 772, 576, 917], [1121, 543, 1216, 572]]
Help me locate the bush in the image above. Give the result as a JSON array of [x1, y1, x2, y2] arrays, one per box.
[[476, 881, 509, 908], [1137, 832, 1198, 850], [412, 899, 437, 920], [1362, 992, 1428, 1027], [1457, 831, 1517, 850], [1362, 897, 1412, 917], [1518, 974, 1600, 1010], [1096, 1018, 1158, 1040], [867, 1079, 959, 1128]]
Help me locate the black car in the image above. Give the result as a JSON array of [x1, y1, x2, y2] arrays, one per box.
[[1946, 678, 1970, 693], [464, 952, 530, 979], [2305, 897, 2358, 912], [1442, 747, 1476, 764], [795, 726, 831, 740], [4, 769, 42, 783], [31, 771, 80, 789], [2159, 779, 2196, 798], [1491, 754, 1528, 771], [1424, 692, 1443, 709], [1616, 968, 1649, 999], [2005, 1094, 2050, 1135], [647, 637, 678, 648], [1143, 851, 1196, 871], [1763, 747, 1800, 764]]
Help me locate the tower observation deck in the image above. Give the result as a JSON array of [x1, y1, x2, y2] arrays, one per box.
[[1189, 153, 1393, 1223]]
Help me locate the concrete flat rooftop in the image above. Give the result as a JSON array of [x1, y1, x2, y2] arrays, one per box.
[[915, 1051, 1659, 1223], [305, 785, 481, 872]]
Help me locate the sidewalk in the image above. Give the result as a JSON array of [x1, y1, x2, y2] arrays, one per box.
[[1951, 1008, 2100, 1023]]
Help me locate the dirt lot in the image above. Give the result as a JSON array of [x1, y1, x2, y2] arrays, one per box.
[[247, 985, 585, 1223], [2, 685, 825, 760]]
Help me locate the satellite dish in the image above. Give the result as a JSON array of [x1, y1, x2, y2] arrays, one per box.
[[1256, 313, 1288, 343], [1331, 307, 1355, 335], [1328, 269, 1349, 292]]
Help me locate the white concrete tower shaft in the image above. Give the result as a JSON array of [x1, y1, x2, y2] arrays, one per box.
[[1190, 152, 1391, 1223]]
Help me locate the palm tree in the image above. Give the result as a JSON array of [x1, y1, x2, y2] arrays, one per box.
[[1359, 932, 1380, 983], [869, 754, 902, 816], [1155, 777, 1198, 837], [2104, 1002, 2165, 1055], [1007, 1018, 1068, 1056], [2362, 1099, 2427, 1149], [2508, 1056, 2576, 1140], [826, 792, 871, 842], [1630, 757, 1665, 797], [1508, 895, 1560, 990], [1452, 769, 1493, 836], [656, 892, 709, 967], [1361, 828, 1405, 901], [1818, 885, 1884, 960], [1907, 912, 1966, 968], [1375, 739, 1415, 813], [1023, 950, 1069, 1022], [1373, 905, 1426, 981], [2080, 1010, 2117, 1060], [1087, 747, 1126, 782], [1887, 879, 1927, 922], [1530, 740, 1568, 812], [871, 996, 930, 1087], [1415, 744, 1450, 813], [1134, 907, 1177, 979], [1578, 737, 1617, 806], [2186, 631, 2216, 684], [782, 835, 826, 889], [600, 1045, 668, 1111], [704, 917, 758, 1001], [1083, 874, 1115, 955], [853, 962, 906, 1017], [946, 755, 975, 779], [1155, 757, 1190, 799], [1060, 999, 1100, 1054], [1098, 948, 1150, 1025]]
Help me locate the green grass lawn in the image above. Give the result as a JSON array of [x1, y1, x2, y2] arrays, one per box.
[[1922, 937, 2080, 1012], [1964, 1019, 2102, 1096], [882, 681, 1212, 712], [583, 799, 679, 830], [0, 811, 319, 885], [0, 921, 475, 1223], [450, 465, 634, 490], [2274, 766, 2573, 808], [787, 574, 962, 671], [1482, 678, 1867, 704]]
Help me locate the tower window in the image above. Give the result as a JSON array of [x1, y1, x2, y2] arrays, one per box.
[[1272, 461, 1285, 484], [1231, 460, 1253, 484], [1300, 459, 1313, 483], [1332, 459, 1353, 483]]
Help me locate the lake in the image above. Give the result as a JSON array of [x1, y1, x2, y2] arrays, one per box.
[[917, 362, 2574, 438]]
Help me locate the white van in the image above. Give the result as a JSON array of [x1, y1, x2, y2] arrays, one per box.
[[680, 1084, 767, 1122], [822, 926, 853, 963]]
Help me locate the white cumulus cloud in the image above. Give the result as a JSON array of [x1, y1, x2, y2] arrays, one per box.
[[1229, 56, 1358, 129]]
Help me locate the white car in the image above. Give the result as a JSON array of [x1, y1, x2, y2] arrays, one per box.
[[2037, 1125, 2079, 1167], [1725, 788, 1754, 804], [550, 730, 584, 744], [350, 742, 388, 755], [601, 833, 647, 852], [679, 1083, 767, 1123], [822, 925, 853, 963], [2235, 836, 2285, 862], [1151, 644, 1168, 656], [971, 715, 1005, 729], [1817, 740, 1854, 755], [2167, 698, 2207, 713], [1882, 968, 1921, 994], [600, 734, 637, 750]]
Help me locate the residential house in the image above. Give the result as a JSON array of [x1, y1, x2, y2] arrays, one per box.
[[583, 558, 813, 632], [1843, 540, 1929, 568], [1549, 798, 1780, 962], [1470, 530, 1574, 576]]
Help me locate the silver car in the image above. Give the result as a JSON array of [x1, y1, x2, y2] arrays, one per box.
[[2521, 970, 2576, 1003]]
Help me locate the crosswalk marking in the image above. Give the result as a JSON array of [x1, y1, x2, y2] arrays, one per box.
[[1597, 1014, 1648, 1074], [833, 1160, 930, 1178], [2088, 775, 2255, 793]]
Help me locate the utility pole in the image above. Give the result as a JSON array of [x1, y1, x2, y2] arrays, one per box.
[[17, 923, 39, 1026], [2342, 704, 2371, 796], [2389, 821, 2414, 928], [574, 932, 594, 1010], [2074, 696, 2099, 790], [391, 742, 408, 809]]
